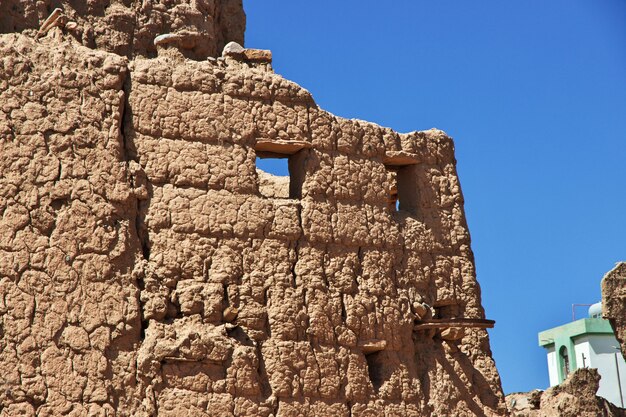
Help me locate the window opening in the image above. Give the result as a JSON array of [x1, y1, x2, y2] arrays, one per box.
[[385, 164, 418, 215], [559, 346, 570, 379], [256, 150, 305, 199], [365, 351, 384, 393]]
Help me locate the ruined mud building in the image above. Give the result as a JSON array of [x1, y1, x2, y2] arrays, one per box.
[[0, 1, 512, 416], [603, 263, 626, 358]]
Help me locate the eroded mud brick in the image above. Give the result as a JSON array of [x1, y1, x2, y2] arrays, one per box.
[[0, 2, 510, 415]]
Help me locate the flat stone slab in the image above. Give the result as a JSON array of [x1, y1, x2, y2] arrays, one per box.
[[255, 139, 311, 155]]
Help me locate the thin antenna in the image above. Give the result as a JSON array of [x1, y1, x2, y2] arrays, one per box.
[[571, 304, 593, 321]]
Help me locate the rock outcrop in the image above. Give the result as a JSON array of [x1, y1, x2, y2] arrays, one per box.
[[507, 368, 626, 417], [0, 2, 508, 416], [602, 263, 626, 358]]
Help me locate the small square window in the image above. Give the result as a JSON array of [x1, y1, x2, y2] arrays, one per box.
[[386, 165, 418, 215], [256, 150, 305, 199]]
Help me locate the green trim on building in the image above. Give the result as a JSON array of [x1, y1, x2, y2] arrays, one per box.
[[538, 318, 614, 347], [538, 318, 614, 383]]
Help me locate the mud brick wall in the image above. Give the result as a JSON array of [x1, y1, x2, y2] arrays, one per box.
[[602, 263, 626, 358], [1, 4, 508, 415], [122, 51, 507, 416], [0, 35, 145, 416]]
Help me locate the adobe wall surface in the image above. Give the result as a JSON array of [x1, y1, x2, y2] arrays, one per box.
[[0, 33, 145, 416], [0, 5, 508, 416], [0, 0, 245, 59], [507, 368, 626, 417], [602, 263, 626, 358]]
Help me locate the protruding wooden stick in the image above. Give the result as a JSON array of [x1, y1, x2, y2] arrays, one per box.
[[36, 8, 63, 40], [358, 339, 387, 354], [414, 318, 495, 331], [162, 356, 199, 363]]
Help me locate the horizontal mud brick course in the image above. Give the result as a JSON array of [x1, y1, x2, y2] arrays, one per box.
[[131, 136, 258, 192]]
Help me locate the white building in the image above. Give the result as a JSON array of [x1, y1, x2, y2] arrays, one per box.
[[538, 302, 626, 407]]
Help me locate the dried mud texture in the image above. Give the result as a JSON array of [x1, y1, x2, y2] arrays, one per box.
[[0, 34, 145, 416], [507, 368, 626, 417], [602, 262, 626, 358], [0, 0, 245, 59], [1, 27, 507, 417]]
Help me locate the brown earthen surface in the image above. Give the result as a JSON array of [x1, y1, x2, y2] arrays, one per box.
[[1, 3, 508, 416], [0, 0, 245, 59], [602, 263, 626, 358], [507, 368, 626, 417]]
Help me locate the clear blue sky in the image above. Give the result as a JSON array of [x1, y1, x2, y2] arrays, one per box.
[[244, 0, 626, 394]]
